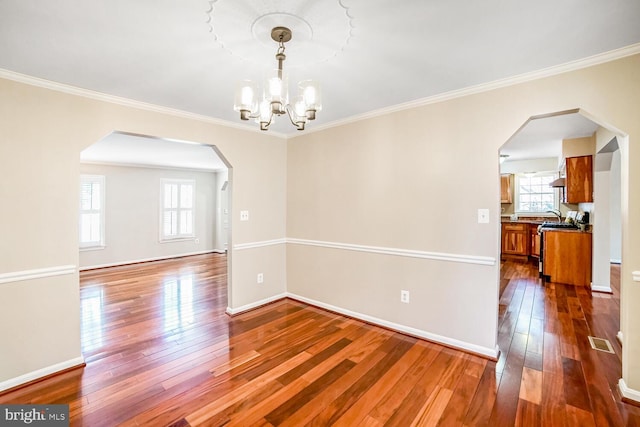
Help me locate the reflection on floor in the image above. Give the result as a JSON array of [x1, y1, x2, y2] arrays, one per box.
[[1, 255, 639, 426]]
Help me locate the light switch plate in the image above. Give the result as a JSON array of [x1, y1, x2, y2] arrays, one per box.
[[477, 208, 489, 224]]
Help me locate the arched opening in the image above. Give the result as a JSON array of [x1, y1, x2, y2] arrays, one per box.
[[78, 131, 232, 356], [497, 108, 629, 406]]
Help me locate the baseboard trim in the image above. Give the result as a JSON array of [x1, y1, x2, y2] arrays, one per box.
[[79, 250, 220, 271], [0, 265, 76, 285], [226, 293, 288, 316], [286, 292, 499, 360], [619, 379, 640, 405], [591, 284, 613, 294], [0, 356, 85, 393], [287, 238, 496, 266]]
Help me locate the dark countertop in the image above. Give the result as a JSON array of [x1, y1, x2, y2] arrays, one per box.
[[501, 219, 592, 233], [539, 227, 592, 234]]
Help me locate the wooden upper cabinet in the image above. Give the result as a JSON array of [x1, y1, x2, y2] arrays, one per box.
[[565, 155, 593, 203], [500, 174, 512, 203]]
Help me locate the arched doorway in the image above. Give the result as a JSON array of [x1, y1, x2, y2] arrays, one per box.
[[78, 131, 233, 355]]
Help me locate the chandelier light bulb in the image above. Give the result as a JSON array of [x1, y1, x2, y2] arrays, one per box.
[[234, 80, 258, 120]]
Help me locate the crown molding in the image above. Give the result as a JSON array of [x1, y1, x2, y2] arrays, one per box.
[[292, 43, 640, 137], [0, 68, 288, 139], [3, 42, 639, 141]]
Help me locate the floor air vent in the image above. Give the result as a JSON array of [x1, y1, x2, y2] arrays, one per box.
[[588, 336, 615, 354]]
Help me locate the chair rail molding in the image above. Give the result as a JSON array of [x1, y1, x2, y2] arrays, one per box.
[[0, 265, 76, 285], [287, 238, 496, 266]]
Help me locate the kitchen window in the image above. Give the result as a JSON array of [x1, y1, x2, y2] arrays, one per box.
[[79, 174, 105, 249], [160, 179, 195, 241], [515, 173, 557, 213]]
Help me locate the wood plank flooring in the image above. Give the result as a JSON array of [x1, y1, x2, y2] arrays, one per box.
[[1, 254, 639, 425]]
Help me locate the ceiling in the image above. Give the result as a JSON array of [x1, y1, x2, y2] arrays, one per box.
[[1, 0, 640, 139], [81, 132, 227, 171], [501, 112, 600, 163]]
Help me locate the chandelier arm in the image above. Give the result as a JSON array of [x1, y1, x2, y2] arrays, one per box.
[[242, 111, 261, 120], [260, 110, 276, 131], [285, 105, 305, 130]]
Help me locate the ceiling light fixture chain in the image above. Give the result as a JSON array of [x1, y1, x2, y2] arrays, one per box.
[[233, 26, 322, 131]]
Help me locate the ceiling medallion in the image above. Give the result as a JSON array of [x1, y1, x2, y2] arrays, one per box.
[[206, 0, 354, 67], [234, 26, 321, 131]]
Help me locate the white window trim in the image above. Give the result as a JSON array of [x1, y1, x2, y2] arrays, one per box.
[[79, 174, 106, 250], [160, 179, 196, 242], [514, 172, 559, 215]]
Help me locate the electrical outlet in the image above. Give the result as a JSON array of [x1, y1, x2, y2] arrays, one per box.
[[400, 290, 410, 303], [257, 273, 264, 284], [477, 208, 490, 224], [240, 210, 249, 221]]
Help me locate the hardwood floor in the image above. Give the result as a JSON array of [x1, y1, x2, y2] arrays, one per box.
[[1, 254, 639, 426]]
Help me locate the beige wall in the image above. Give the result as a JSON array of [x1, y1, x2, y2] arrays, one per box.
[[562, 135, 596, 162], [0, 78, 287, 386], [287, 54, 640, 387]]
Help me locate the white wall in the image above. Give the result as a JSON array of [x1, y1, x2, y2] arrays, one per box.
[[79, 163, 221, 269], [610, 150, 622, 262], [592, 170, 611, 291], [499, 157, 558, 174], [215, 169, 230, 252]]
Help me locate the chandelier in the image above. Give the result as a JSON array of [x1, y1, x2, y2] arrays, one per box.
[[233, 27, 322, 131]]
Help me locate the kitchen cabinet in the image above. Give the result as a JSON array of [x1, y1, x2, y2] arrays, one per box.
[[530, 224, 540, 258], [501, 222, 528, 259], [565, 155, 593, 203], [543, 230, 592, 286], [500, 174, 512, 203]]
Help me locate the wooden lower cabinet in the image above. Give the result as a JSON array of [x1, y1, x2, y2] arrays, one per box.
[[543, 230, 592, 286], [530, 224, 540, 258], [501, 223, 528, 259]]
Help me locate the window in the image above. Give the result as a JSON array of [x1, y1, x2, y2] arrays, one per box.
[[79, 175, 105, 249], [515, 173, 557, 213], [161, 179, 195, 241]]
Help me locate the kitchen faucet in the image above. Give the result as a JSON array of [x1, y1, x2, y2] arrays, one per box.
[[546, 209, 562, 222]]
